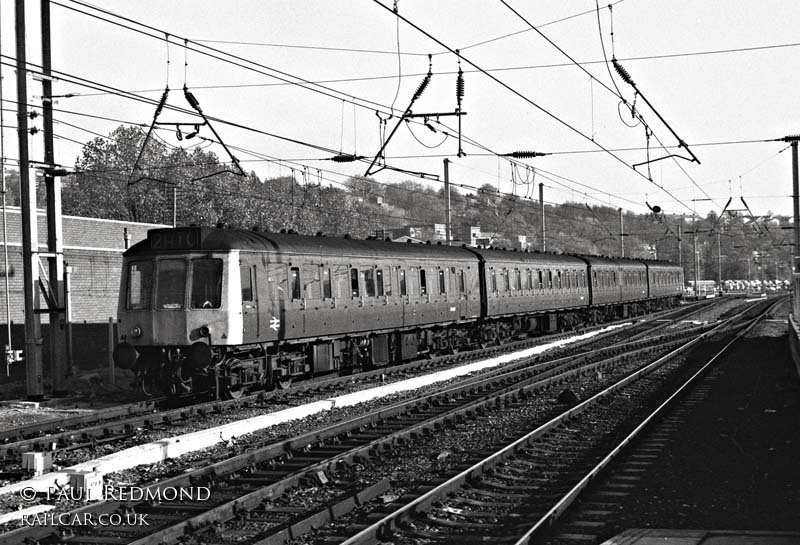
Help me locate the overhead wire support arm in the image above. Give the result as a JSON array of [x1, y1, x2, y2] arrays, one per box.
[[182, 85, 245, 177], [365, 55, 433, 177], [612, 58, 700, 165], [127, 87, 168, 185]]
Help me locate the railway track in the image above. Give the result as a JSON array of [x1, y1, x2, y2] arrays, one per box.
[[0, 301, 715, 468], [313, 297, 780, 545], [0, 298, 752, 544]]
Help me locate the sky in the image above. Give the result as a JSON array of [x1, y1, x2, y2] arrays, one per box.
[[1, 0, 799, 222]]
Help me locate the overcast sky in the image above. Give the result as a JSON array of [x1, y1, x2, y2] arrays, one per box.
[[1, 0, 799, 221]]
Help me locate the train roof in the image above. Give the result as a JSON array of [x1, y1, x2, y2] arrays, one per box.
[[125, 227, 478, 262], [581, 255, 646, 268], [468, 246, 587, 265]]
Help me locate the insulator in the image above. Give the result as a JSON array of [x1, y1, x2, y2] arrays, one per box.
[[331, 154, 363, 163], [612, 58, 635, 86], [414, 74, 431, 100], [184, 87, 203, 113], [504, 150, 547, 159], [782, 134, 800, 142], [456, 70, 465, 104]]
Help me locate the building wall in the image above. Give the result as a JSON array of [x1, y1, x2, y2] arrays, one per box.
[[0, 207, 168, 324]]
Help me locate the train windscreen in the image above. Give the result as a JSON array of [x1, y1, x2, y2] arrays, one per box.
[[191, 258, 223, 309], [156, 259, 187, 310]]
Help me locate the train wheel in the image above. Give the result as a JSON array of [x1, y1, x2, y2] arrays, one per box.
[[277, 377, 292, 390]]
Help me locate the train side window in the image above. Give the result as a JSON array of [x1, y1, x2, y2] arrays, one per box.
[[580, 270, 586, 288], [267, 263, 287, 301], [400, 269, 407, 296], [514, 269, 522, 291], [502, 269, 510, 292], [363, 269, 375, 297], [537, 270, 543, 290], [592, 270, 598, 287], [241, 265, 254, 302], [127, 260, 153, 310], [490, 269, 498, 293], [420, 269, 428, 295], [459, 270, 466, 295], [333, 265, 348, 298], [322, 268, 332, 299], [290, 267, 301, 300], [303, 264, 319, 299], [546, 270, 552, 289], [376, 269, 385, 296], [612, 271, 617, 285], [526, 269, 532, 290], [439, 269, 446, 293], [555, 270, 561, 289], [350, 268, 360, 297]]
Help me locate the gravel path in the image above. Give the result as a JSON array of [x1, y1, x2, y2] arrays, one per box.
[[597, 305, 800, 536]]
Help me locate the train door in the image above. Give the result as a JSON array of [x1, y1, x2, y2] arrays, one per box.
[[456, 267, 469, 319], [240, 264, 259, 341]]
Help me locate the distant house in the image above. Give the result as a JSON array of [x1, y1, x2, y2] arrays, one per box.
[[391, 235, 424, 244]]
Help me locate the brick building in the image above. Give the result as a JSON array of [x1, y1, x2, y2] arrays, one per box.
[[0, 207, 168, 370]]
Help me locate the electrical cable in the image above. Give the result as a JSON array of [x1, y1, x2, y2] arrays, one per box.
[[370, 0, 696, 214]]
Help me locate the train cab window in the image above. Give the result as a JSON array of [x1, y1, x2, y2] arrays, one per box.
[[127, 260, 154, 310], [322, 268, 332, 299], [376, 269, 385, 296], [155, 259, 186, 310], [350, 268, 360, 297], [491, 269, 498, 293], [400, 269, 407, 296], [290, 267, 302, 300], [363, 269, 376, 297], [439, 269, 446, 294], [190, 258, 222, 309]]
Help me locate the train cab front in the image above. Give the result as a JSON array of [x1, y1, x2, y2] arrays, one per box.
[[114, 253, 236, 396]]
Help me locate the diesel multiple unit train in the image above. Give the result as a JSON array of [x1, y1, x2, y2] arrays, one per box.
[[113, 226, 684, 397]]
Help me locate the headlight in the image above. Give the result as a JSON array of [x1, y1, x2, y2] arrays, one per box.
[[129, 326, 142, 338], [199, 325, 210, 337]]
